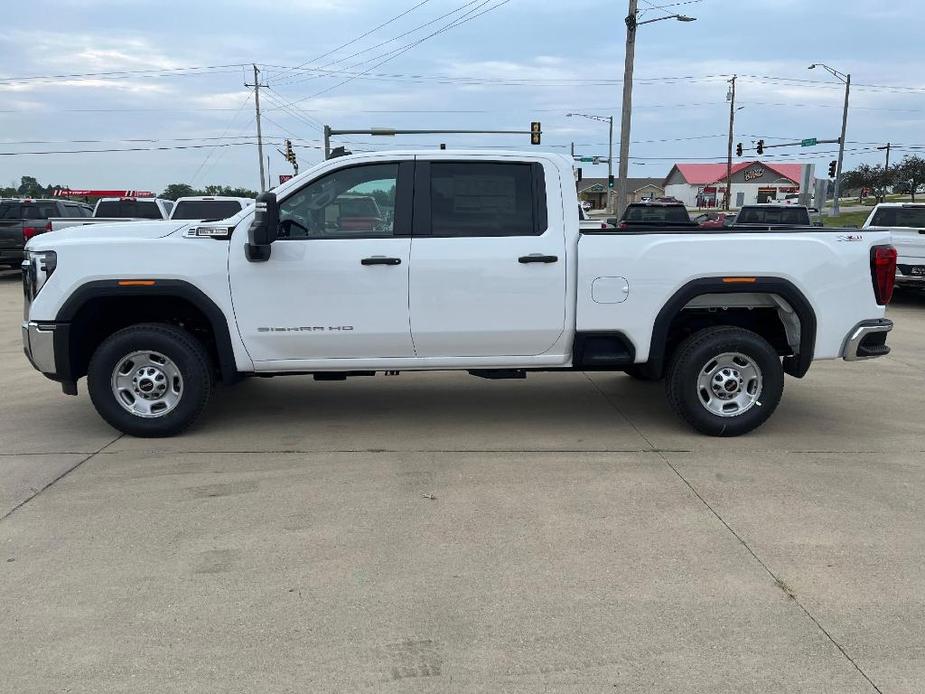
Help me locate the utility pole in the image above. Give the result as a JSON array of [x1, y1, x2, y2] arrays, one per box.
[[878, 142, 891, 203], [833, 73, 850, 216], [244, 64, 267, 193], [724, 75, 736, 210], [607, 115, 614, 214], [616, 0, 638, 218]]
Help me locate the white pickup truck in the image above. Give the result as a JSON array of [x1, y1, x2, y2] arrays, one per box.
[[49, 197, 174, 232], [22, 151, 896, 438], [862, 202, 925, 288]]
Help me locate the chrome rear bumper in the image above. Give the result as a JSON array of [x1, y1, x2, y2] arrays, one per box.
[[842, 319, 893, 361]]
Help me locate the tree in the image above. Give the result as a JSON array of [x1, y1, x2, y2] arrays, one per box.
[[895, 154, 925, 202], [17, 175, 44, 197], [161, 183, 198, 200]]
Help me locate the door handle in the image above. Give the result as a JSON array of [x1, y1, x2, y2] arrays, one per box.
[[361, 256, 402, 266], [518, 254, 558, 264]]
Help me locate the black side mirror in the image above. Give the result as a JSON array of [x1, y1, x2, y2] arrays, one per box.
[[245, 192, 279, 262]]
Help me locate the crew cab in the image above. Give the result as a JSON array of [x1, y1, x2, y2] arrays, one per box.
[[169, 196, 254, 221], [0, 199, 93, 267], [22, 151, 896, 438], [50, 197, 174, 232], [862, 203, 925, 288]]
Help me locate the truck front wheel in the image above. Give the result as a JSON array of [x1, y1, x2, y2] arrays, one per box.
[[87, 323, 212, 437], [665, 326, 784, 437]]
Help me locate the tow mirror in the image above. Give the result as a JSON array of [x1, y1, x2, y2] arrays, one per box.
[[245, 192, 279, 262]]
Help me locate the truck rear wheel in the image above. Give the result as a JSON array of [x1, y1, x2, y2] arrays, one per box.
[[87, 323, 212, 437], [665, 326, 783, 437]]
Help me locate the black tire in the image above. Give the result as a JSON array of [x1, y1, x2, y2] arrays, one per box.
[[87, 323, 212, 437], [665, 326, 784, 437], [625, 364, 661, 381]]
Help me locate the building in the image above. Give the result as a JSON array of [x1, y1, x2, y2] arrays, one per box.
[[577, 177, 664, 210], [663, 161, 805, 208]]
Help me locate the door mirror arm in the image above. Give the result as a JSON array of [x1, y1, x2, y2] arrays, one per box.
[[245, 191, 279, 262]]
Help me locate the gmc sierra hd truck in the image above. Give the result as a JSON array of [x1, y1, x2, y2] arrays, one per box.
[[22, 151, 896, 438]]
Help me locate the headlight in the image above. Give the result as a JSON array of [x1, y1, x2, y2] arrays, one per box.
[[22, 250, 57, 301]]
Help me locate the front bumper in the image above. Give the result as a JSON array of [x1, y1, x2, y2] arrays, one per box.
[[22, 321, 77, 394], [842, 319, 893, 361]]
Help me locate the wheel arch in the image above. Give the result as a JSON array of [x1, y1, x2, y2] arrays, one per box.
[[56, 279, 239, 385], [647, 276, 817, 379]]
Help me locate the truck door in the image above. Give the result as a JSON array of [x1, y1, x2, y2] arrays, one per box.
[[408, 160, 567, 357], [229, 160, 415, 364]]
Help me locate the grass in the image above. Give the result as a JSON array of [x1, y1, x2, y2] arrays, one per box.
[[822, 210, 870, 227]]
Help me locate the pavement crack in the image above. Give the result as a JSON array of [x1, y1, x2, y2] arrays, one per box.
[[583, 371, 883, 694], [1, 434, 124, 522]]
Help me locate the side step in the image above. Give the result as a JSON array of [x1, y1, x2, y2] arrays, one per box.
[[467, 369, 526, 380]]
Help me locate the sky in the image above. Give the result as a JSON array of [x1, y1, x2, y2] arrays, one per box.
[[0, 0, 923, 193]]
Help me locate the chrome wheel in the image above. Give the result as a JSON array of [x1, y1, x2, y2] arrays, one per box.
[[111, 350, 183, 418], [696, 352, 762, 418]]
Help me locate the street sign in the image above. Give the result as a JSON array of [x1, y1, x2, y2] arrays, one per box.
[[578, 157, 594, 162], [279, 174, 293, 184], [801, 138, 817, 147]]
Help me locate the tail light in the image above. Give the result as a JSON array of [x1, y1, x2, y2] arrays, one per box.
[[22, 221, 52, 242], [870, 245, 897, 305], [618, 222, 628, 230]]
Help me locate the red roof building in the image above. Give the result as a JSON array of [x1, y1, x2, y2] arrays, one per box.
[[663, 160, 806, 208]]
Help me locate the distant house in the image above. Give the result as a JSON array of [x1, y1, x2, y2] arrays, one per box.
[[577, 177, 664, 210], [663, 161, 805, 208]]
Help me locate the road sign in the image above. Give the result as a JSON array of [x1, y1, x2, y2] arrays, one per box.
[[578, 157, 595, 162], [279, 174, 293, 184], [801, 138, 817, 147]]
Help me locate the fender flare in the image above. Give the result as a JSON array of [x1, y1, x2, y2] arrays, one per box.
[[647, 276, 817, 378], [56, 279, 239, 383]]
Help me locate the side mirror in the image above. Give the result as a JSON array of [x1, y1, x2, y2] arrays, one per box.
[[245, 192, 279, 262]]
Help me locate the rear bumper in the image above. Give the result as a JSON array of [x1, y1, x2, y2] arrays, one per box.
[[22, 321, 77, 394], [896, 264, 925, 287], [842, 319, 893, 361]]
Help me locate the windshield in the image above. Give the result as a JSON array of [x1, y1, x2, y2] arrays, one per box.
[[737, 207, 809, 225], [622, 205, 691, 223], [95, 200, 162, 219], [870, 206, 925, 228], [171, 200, 245, 220]]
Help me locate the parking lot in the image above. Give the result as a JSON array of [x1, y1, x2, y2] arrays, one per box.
[[1, 269, 923, 692]]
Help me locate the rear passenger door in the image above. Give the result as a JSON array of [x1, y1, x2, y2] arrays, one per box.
[[408, 160, 566, 357]]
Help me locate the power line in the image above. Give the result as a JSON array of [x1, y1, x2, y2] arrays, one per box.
[[0, 64, 248, 85], [266, 0, 433, 83]]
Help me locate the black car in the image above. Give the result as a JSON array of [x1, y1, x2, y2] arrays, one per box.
[[616, 201, 695, 229], [0, 199, 92, 268]]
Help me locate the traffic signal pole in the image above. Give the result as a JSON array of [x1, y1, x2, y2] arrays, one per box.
[[832, 74, 851, 217]]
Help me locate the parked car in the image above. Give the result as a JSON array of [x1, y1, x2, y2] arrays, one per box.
[[862, 202, 925, 288], [733, 204, 816, 227], [169, 196, 254, 221], [693, 211, 736, 229], [23, 151, 895, 438], [618, 201, 693, 228], [0, 199, 92, 267], [50, 197, 175, 232]]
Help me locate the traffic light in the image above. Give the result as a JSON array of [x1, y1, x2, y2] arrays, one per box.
[[576, 167, 582, 182], [736, 142, 743, 157], [828, 160, 837, 178], [608, 174, 615, 189], [530, 121, 541, 145], [284, 139, 295, 164], [756, 139, 765, 155]]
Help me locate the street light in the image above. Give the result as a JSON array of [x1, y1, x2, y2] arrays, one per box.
[[615, 1, 697, 217], [567, 112, 614, 213], [809, 63, 850, 217]]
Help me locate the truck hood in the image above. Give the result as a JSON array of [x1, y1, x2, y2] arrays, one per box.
[[27, 220, 190, 250]]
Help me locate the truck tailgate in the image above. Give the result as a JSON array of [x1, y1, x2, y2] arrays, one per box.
[[890, 228, 925, 259]]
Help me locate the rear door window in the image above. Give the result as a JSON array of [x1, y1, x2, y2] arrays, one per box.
[[623, 205, 690, 223], [738, 207, 808, 224], [19, 202, 61, 219], [428, 162, 539, 237], [0, 203, 20, 219], [870, 207, 925, 228]]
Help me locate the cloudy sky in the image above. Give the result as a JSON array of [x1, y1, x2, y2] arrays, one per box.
[[0, 0, 922, 193]]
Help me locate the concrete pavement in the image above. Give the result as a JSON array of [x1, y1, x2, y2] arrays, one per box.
[[1, 271, 924, 692]]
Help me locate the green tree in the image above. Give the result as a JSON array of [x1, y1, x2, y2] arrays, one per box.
[[895, 154, 925, 202], [161, 183, 199, 200], [17, 175, 44, 197]]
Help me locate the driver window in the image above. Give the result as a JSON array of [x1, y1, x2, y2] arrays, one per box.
[[278, 163, 398, 239]]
